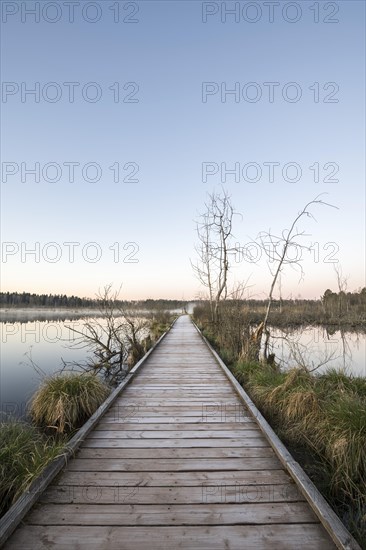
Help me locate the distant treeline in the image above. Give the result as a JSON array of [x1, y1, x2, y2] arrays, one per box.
[[1, 289, 365, 322], [0, 292, 187, 311], [246, 286, 366, 314]]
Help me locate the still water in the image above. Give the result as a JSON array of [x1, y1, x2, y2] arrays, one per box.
[[0, 315, 97, 419], [266, 326, 365, 377], [0, 312, 365, 419]]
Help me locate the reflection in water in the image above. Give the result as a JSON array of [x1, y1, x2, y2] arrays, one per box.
[[1, 319, 92, 420], [266, 326, 365, 377], [0, 309, 104, 324]]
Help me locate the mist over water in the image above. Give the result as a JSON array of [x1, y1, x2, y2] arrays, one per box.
[[0, 309, 106, 324]]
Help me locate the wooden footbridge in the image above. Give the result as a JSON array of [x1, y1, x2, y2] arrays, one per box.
[[0, 316, 360, 549]]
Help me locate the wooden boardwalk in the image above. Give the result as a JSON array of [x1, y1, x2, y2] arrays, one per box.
[[2, 316, 352, 548]]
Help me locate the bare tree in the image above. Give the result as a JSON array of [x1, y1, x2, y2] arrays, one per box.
[[219, 279, 254, 359], [191, 189, 237, 326], [257, 195, 337, 360], [64, 285, 149, 385]]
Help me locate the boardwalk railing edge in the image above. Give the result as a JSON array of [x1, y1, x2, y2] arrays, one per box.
[[0, 315, 180, 547], [191, 318, 361, 550]]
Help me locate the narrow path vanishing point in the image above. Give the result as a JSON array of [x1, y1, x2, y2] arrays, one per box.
[[3, 315, 352, 549]]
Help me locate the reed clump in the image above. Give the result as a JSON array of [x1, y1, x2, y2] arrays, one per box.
[[29, 373, 110, 434], [232, 361, 366, 546]]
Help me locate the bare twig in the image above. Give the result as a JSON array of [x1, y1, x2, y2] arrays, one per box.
[[258, 194, 337, 359]]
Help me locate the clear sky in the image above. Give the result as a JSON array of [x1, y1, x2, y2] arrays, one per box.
[[1, 0, 365, 300]]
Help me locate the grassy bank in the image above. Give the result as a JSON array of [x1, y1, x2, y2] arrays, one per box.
[[0, 421, 66, 517]]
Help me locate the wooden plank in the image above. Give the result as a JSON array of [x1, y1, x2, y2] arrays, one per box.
[[40, 483, 303, 505], [113, 404, 247, 410], [76, 447, 275, 460], [125, 385, 229, 389], [94, 422, 258, 430], [119, 396, 236, 401], [100, 418, 253, 430], [82, 437, 269, 448], [126, 383, 230, 387], [134, 371, 203, 375], [122, 385, 234, 390], [120, 391, 236, 397], [125, 379, 231, 383], [106, 404, 250, 413], [87, 429, 263, 439], [104, 406, 249, 413], [130, 382, 227, 386], [25, 502, 319, 526], [56, 469, 289, 486], [3, 524, 336, 549], [120, 390, 235, 395], [125, 385, 231, 389], [66, 457, 281, 472]]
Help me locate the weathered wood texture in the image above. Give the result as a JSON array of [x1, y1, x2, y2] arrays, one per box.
[[2, 315, 357, 549]]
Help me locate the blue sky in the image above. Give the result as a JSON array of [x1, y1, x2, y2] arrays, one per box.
[[1, 0, 365, 300]]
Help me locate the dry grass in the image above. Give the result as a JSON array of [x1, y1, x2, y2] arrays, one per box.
[[30, 373, 110, 434], [0, 420, 65, 516]]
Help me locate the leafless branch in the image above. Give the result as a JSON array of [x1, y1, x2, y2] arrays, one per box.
[[258, 195, 337, 359]]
